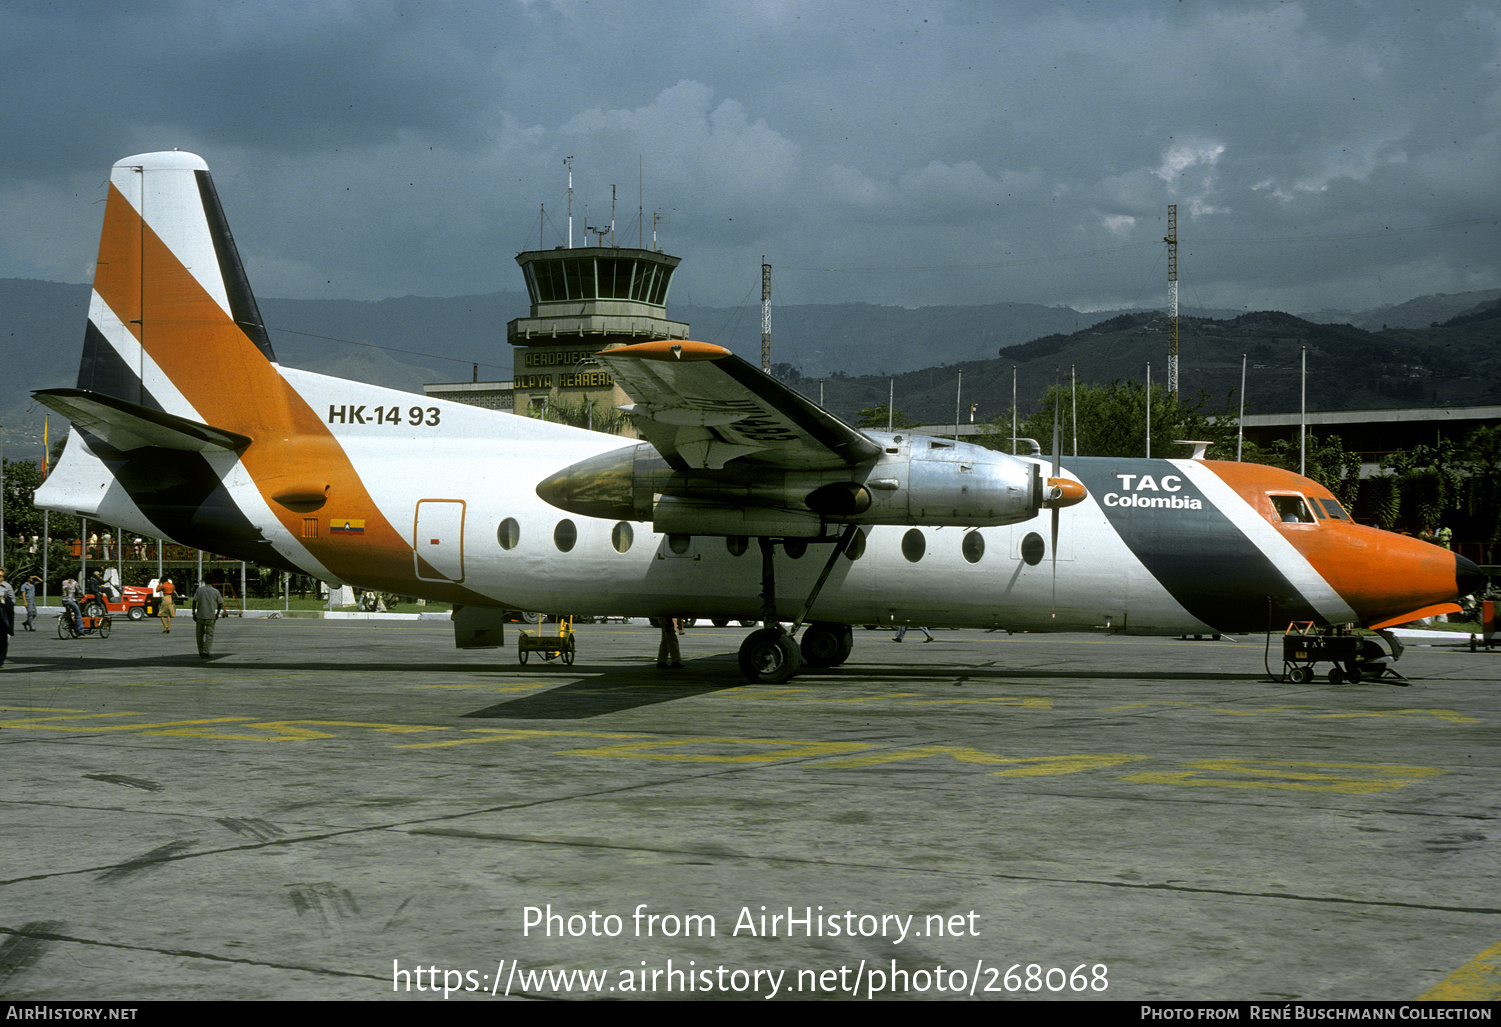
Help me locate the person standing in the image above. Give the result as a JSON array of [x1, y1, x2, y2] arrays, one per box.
[[0, 569, 15, 666], [656, 615, 682, 669], [192, 579, 226, 657], [21, 575, 39, 631], [158, 577, 176, 633]]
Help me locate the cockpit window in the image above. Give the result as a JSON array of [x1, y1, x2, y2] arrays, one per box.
[[1314, 497, 1351, 521], [1270, 494, 1316, 524]]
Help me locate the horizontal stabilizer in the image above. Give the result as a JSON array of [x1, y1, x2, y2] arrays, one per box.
[[33, 388, 251, 454]]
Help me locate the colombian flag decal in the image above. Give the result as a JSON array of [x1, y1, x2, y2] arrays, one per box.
[[330, 519, 366, 536]]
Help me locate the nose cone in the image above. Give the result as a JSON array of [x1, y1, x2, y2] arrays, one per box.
[[1456, 553, 1486, 599]]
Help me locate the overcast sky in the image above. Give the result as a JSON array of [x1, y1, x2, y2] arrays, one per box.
[[1, 0, 1497, 316]]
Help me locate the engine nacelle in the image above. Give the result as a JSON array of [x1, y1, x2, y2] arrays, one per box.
[[885, 432, 1038, 526], [535, 431, 1049, 535]]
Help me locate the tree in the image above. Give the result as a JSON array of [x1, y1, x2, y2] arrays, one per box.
[[527, 392, 632, 436], [3, 459, 47, 541], [1460, 425, 1501, 543], [1359, 428, 1501, 542], [2, 457, 82, 587], [1252, 434, 1363, 511], [975, 380, 1238, 460], [1381, 438, 1463, 535], [855, 404, 918, 430]]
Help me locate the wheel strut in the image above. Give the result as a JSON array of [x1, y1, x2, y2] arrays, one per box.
[[739, 527, 860, 684]]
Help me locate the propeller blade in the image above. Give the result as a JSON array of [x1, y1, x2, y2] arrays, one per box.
[[1052, 379, 1061, 479], [1052, 374, 1060, 618]]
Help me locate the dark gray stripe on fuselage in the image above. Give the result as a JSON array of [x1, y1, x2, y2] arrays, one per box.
[[82, 432, 299, 574], [1069, 458, 1320, 631]]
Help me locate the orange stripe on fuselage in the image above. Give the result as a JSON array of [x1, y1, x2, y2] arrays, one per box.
[[91, 183, 486, 602], [1205, 461, 1458, 625]]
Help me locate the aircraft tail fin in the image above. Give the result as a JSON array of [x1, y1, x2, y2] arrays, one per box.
[[77, 150, 284, 432]]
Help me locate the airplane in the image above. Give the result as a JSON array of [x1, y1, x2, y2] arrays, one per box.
[[33, 151, 1486, 684]]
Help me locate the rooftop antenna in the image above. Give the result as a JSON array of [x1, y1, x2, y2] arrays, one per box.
[[652, 211, 670, 252], [586, 186, 616, 246], [1165, 204, 1179, 399]]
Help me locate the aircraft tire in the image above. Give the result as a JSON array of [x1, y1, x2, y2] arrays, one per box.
[[800, 623, 853, 667], [738, 628, 801, 684]]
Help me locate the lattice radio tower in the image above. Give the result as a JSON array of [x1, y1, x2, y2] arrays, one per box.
[[761, 257, 772, 373], [1165, 204, 1179, 398]]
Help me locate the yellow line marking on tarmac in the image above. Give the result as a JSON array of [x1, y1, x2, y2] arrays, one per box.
[[1418, 940, 1501, 1000], [0, 712, 1456, 796], [896, 697, 1053, 708], [1315, 709, 1481, 723], [559, 736, 872, 763], [151, 720, 450, 741], [814, 747, 1148, 775], [0, 712, 251, 731], [1119, 759, 1445, 793], [399, 729, 651, 750], [1108, 701, 1480, 723]]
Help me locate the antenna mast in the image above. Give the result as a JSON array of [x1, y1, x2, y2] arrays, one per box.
[[761, 258, 772, 373], [564, 156, 574, 249], [1165, 203, 1179, 399]]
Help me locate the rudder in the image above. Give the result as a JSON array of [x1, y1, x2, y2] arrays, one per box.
[[79, 151, 279, 431]]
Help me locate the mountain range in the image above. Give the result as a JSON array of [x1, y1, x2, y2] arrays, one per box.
[[3, 278, 1497, 459]]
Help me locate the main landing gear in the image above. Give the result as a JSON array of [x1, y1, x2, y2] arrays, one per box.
[[735, 527, 858, 684]]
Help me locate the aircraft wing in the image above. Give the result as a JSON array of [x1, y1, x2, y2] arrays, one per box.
[[594, 341, 882, 472]]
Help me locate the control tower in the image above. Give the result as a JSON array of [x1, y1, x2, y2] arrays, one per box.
[[507, 245, 690, 422]]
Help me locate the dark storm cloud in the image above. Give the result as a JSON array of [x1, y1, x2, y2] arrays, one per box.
[[0, 0, 1495, 314]]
